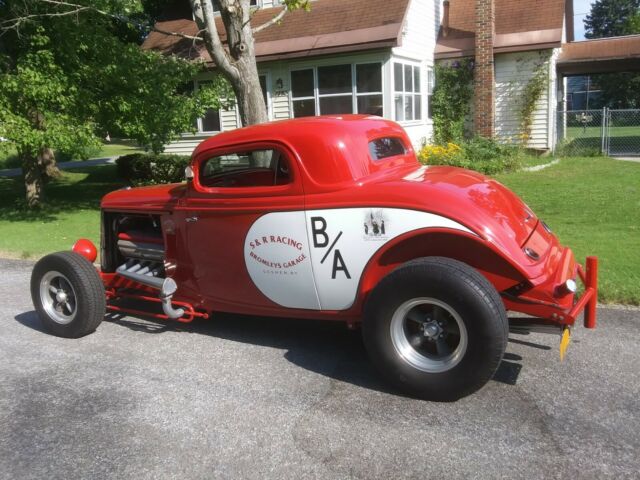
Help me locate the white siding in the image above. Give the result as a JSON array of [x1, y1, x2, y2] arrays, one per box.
[[391, 0, 439, 147], [262, 62, 291, 120], [164, 135, 209, 155], [548, 48, 561, 150], [495, 50, 554, 150], [221, 106, 239, 131]]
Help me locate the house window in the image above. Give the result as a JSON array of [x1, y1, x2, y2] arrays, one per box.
[[356, 63, 383, 116], [195, 80, 221, 133], [393, 62, 422, 122], [290, 62, 383, 118], [427, 66, 435, 119], [318, 64, 352, 114]]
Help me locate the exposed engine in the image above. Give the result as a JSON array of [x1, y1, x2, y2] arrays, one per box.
[[102, 213, 165, 272], [101, 212, 184, 319]]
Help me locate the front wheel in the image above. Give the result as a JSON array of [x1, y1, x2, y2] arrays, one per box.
[[363, 257, 507, 401], [31, 251, 106, 338]]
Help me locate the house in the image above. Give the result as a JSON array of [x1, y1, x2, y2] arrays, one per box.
[[143, 0, 637, 154]]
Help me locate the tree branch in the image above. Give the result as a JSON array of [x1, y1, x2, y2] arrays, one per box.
[[251, 5, 288, 34], [151, 26, 203, 42], [191, 0, 240, 81]]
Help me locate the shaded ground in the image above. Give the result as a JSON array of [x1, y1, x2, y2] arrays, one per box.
[[0, 258, 638, 479]]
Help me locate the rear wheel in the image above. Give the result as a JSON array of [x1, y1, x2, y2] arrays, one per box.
[[31, 251, 106, 338], [363, 257, 507, 401]]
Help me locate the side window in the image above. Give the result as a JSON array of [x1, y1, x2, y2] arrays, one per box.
[[368, 137, 406, 161], [200, 148, 291, 188]]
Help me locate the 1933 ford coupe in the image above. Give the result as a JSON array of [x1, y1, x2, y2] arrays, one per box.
[[31, 115, 598, 400]]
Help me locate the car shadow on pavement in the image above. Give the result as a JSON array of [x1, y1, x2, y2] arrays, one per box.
[[17, 308, 528, 395], [14, 311, 49, 334], [105, 310, 530, 392]]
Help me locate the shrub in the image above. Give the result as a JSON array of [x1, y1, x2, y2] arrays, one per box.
[[432, 59, 475, 144], [418, 143, 464, 166], [418, 137, 522, 175], [116, 153, 190, 186], [555, 138, 602, 157], [56, 144, 102, 162]]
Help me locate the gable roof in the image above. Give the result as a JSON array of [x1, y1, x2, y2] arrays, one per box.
[[143, 0, 410, 63], [435, 0, 568, 59]]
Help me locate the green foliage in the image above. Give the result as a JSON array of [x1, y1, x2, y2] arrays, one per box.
[[584, 0, 640, 108], [283, 0, 312, 11], [116, 153, 190, 186], [555, 139, 602, 157], [431, 59, 474, 144], [592, 72, 640, 108], [418, 137, 522, 175], [0, 0, 231, 206], [584, 0, 640, 38]]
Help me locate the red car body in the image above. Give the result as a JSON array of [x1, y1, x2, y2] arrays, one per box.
[[92, 115, 597, 330]]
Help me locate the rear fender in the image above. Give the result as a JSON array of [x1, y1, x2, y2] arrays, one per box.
[[356, 229, 528, 309]]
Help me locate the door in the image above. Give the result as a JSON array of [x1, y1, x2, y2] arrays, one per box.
[[179, 142, 320, 311]]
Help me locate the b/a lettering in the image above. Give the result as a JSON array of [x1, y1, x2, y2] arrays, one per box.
[[310, 216, 351, 280]]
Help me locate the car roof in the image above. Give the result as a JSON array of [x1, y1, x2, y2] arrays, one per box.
[[192, 115, 417, 188]]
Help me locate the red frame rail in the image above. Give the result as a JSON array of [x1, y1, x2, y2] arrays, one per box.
[[572, 256, 598, 328], [105, 289, 209, 323]]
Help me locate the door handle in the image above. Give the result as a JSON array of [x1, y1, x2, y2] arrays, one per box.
[[186, 216, 199, 223]]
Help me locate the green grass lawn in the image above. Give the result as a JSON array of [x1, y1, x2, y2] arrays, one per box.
[[0, 156, 638, 304], [566, 125, 639, 139], [95, 141, 144, 158], [0, 165, 123, 258], [563, 125, 640, 156], [496, 156, 640, 305]]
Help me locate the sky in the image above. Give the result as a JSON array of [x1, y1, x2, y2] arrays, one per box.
[[573, 0, 596, 40]]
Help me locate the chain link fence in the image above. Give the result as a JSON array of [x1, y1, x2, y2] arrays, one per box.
[[606, 109, 640, 157], [555, 108, 640, 157]]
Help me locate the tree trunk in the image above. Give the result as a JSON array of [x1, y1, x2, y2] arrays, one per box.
[[21, 151, 44, 208], [20, 147, 61, 208], [231, 56, 269, 127], [39, 147, 61, 179], [192, 0, 269, 127]]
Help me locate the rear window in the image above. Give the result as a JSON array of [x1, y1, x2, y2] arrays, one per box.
[[368, 137, 406, 161]]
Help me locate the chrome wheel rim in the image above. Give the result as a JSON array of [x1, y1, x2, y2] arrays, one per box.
[[39, 271, 77, 325], [390, 297, 468, 373]]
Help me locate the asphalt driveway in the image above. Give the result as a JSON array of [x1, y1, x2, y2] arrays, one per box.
[[0, 258, 638, 479]]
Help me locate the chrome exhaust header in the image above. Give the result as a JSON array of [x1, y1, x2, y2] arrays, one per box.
[[116, 262, 185, 319]]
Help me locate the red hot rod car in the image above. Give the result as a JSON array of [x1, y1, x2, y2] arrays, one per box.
[[31, 115, 598, 400]]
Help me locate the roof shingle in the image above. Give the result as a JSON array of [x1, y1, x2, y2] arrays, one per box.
[[143, 0, 410, 62], [436, 0, 567, 58]]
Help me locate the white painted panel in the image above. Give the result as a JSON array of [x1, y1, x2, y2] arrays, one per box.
[[244, 211, 320, 309], [242, 207, 474, 311], [304, 207, 473, 310], [495, 50, 553, 149]]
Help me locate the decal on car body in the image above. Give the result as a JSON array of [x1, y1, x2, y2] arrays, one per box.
[[244, 208, 474, 310]]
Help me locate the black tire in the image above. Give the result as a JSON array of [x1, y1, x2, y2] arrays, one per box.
[[362, 257, 507, 401], [31, 251, 106, 338]]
